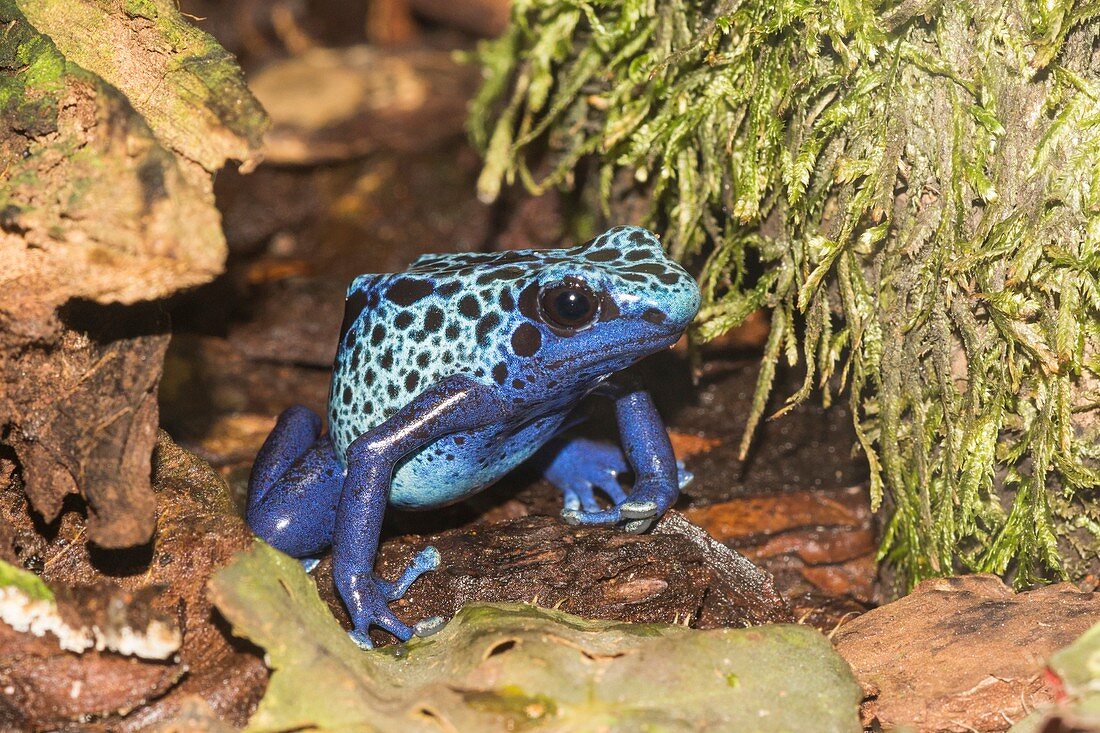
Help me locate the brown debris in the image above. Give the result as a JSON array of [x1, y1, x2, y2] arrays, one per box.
[[405, 0, 511, 37], [3, 304, 168, 548], [667, 431, 723, 460], [0, 434, 268, 730], [668, 359, 868, 503], [684, 485, 878, 603], [0, 621, 185, 732], [313, 511, 792, 647], [833, 575, 1100, 732], [1, 3, 264, 550]]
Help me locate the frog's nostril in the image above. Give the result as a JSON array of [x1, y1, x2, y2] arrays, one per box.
[[641, 308, 667, 325]]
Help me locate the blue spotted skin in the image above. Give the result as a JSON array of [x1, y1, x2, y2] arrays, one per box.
[[247, 226, 700, 648]]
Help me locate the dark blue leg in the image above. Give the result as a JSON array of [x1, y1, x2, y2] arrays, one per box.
[[247, 406, 344, 559], [557, 383, 682, 533], [541, 437, 629, 513], [332, 375, 505, 649], [541, 437, 693, 514], [249, 405, 322, 505]]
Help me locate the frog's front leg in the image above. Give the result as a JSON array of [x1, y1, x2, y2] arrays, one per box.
[[335, 375, 505, 648], [557, 381, 682, 533]]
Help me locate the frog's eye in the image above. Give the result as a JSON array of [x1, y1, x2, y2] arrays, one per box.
[[539, 279, 599, 330]]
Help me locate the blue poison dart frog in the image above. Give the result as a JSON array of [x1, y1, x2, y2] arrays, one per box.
[[246, 226, 701, 648]]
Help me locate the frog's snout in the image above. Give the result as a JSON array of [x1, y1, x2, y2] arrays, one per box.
[[636, 264, 700, 338]]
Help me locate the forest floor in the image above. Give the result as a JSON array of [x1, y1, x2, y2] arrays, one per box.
[[4, 2, 1094, 731]]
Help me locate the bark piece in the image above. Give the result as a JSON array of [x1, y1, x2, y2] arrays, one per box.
[[0, 434, 268, 730], [0, 0, 265, 548], [406, 0, 510, 37], [18, 0, 266, 174], [684, 485, 878, 603], [315, 511, 792, 647], [3, 304, 168, 547], [833, 575, 1100, 733], [0, 621, 185, 731]]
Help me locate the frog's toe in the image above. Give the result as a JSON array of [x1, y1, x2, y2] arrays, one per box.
[[676, 461, 694, 490], [349, 629, 374, 650], [300, 557, 322, 574], [348, 609, 417, 650], [619, 500, 659, 520], [414, 615, 446, 638], [623, 517, 655, 534], [374, 610, 416, 642], [559, 484, 596, 513], [377, 545, 441, 601], [561, 506, 622, 526]]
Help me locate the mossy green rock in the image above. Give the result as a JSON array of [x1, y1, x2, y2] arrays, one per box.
[[16, 0, 266, 172], [210, 542, 862, 732]]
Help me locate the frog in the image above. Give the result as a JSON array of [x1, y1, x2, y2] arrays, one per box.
[[246, 225, 701, 648]]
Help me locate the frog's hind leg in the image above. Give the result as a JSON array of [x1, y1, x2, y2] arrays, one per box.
[[541, 437, 692, 514], [247, 405, 344, 560], [549, 383, 691, 534]]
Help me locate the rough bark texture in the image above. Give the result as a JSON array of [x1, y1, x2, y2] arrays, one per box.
[[0, 434, 268, 731], [834, 575, 1100, 732], [315, 511, 793, 647], [0, 0, 266, 547]]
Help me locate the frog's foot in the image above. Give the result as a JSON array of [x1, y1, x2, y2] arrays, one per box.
[[342, 546, 443, 650], [300, 556, 322, 574], [544, 438, 630, 514], [376, 546, 440, 601], [560, 469, 690, 533], [549, 439, 691, 532]]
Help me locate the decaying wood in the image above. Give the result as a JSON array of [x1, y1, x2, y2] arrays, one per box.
[[0, 0, 266, 547]]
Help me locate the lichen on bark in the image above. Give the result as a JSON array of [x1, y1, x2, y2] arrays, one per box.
[[0, 0, 266, 547], [471, 0, 1100, 588]]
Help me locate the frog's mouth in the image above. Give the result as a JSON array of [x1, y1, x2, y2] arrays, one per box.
[[544, 331, 681, 372]]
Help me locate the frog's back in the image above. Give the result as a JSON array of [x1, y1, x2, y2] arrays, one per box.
[[328, 228, 700, 509], [329, 252, 561, 507]]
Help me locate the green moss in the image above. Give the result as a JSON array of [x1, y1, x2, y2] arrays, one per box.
[[0, 0, 66, 133], [16, 0, 267, 170], [472, 0, 1100, 590], [122, 0, 157, 20], [0, 559, 53, 602]]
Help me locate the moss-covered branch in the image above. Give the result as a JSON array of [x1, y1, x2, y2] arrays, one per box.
[[471, 0, 1100, 588]]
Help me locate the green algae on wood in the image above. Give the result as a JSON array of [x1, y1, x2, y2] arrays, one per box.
[[209, 541, 863, 732], [16, 0, 267, 172]]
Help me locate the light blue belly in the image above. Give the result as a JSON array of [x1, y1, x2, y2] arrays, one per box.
[[388, 414, 567, 509]]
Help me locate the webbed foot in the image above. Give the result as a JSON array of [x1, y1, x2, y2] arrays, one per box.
[[341, 545, 442, 650], [376, 546, 440, 601], [546, 438, 691, 532]]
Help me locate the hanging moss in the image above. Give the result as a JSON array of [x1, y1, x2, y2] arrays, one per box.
[[471, 0, 1100, 589]]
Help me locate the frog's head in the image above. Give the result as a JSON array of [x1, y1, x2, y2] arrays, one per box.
[[508, 226, 700, 387]]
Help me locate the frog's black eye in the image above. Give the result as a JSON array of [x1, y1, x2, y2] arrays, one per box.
[[539, 279, 599, 331]]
